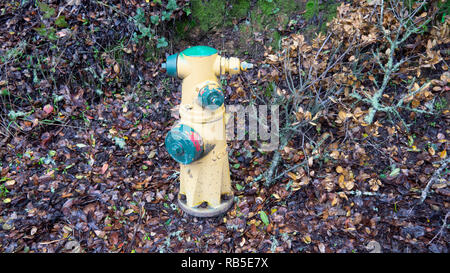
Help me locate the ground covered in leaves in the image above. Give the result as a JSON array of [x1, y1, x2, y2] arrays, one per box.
[[0, 0, 449, 253]]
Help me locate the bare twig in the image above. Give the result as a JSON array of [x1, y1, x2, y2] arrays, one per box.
[[420, 158, 450, 204], [261, 28, 351, 187], [427, 211, 449, 246], [127, 202, 145, 253], [362, 0, 433, 126]]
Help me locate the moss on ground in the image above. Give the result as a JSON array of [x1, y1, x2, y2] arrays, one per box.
[[271, 30, 282, 49], [191, 0, 226, 32], [174, 0, 339, 54], [303, 0, 340, 34], [175, 0, 251, 40], [304, 0, 319, 20], [175, 18, 196, 39], [247, 0, 300, 50], [228, 0, 251, 21]]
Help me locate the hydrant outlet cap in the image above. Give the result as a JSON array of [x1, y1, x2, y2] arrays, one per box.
[[198, 85, 224, 110], [165, 124, 203, 164], [165, 53, 178, 77]]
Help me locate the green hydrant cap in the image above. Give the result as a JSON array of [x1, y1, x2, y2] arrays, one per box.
[[164, 53, 178, 77], [182, 46, 218, 57], [198, 84, 224, 110], [165, 124, 203, 164]]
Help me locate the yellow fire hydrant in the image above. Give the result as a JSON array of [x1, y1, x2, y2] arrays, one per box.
[[162, 46, 252, 217]]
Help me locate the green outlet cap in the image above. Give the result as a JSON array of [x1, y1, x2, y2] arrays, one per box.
[[165, 124, 203, 164], [198, 84, 224, 110], [164, 53, 178, 77]]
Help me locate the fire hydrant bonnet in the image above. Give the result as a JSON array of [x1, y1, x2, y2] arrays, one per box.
[[182, 46, 217, 57]]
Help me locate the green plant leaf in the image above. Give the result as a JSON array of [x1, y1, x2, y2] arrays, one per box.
[[34, 24, 48, 36], [134, 8, 146, 24], [34, 24, 58, 40], [183, 6, 191, 16], [156, 37, 168, 48], [161, 10, 172, 21], [37, 1, 55, 19], [150, 15, 159, 25], [259, 211, 270, 226], [166, 0, 178, 10], [389, 167, 400, 177], [55, 16, 68, 28], [1, 89, 9, 96], [8, 110, 27, 120]]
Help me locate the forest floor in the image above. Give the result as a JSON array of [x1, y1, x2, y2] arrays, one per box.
[[0, 0, 449, 253]]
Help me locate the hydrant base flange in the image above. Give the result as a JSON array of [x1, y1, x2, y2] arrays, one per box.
[[177, 193, 234, 217]]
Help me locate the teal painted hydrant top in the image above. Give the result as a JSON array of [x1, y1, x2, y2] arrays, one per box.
[[181, 46, 217, 57]]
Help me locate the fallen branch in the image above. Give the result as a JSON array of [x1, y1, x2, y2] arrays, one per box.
[[337, 190, 387, 198], [420, 158, 450, 204], [359, 0, 432, 126], [427, 211, 449, 246]]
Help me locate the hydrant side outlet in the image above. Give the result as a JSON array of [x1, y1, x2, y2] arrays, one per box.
[[165, 53, 178, 77], [198, 82, 224, 110]]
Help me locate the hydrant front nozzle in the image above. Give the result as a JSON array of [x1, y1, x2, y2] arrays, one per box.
[[165, 124, 203, 165]]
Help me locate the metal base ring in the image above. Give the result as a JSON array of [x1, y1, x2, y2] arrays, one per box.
[[177, 194, 234, 217]]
